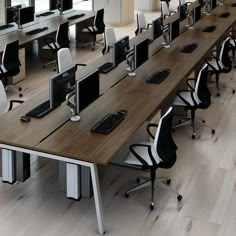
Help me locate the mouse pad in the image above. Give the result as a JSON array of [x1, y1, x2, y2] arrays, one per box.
[[231, 3, 236, 7], [219, 12, 230, 18], [179, 43, 198, 53]]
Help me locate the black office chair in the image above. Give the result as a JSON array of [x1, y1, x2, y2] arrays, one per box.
[[0, 40, 23, 97], [228, 30, 236, 66], [135, 13, 152, 36], [82, 9, 106, 51], [125, 107, 182, 210], [173, 64, 215, 139], [205, 37, 234, 96], [43, 22, 70, 70]]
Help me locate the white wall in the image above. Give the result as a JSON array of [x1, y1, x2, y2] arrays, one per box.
[[0, 1, 5, 24]]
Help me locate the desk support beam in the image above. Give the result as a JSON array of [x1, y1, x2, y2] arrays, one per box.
[[2, 149, 16, 184]]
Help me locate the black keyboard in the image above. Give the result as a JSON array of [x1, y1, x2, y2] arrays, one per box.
[[98, 62, 114, 74], [25, 27, 48, 35], [180, 43, 198, 53], [36, 11, 55, 17], [146, 69, 171, 84], [220, 12, 230, 18], [202, 25, 216, 33], [0, 24, 14, 31], [26, 100, 52, 118], [67, 13, 86, 20], [91, 113, 125, 134]]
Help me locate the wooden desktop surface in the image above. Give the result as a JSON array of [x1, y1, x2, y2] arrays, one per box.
[[0, 3, 235, 165], [0, 10, 95, 52]]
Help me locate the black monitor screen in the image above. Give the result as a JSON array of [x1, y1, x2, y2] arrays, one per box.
[[6, 5, 21, 24], [152, 17, 162, 40], [113, 36, 129, 66], [135, 39, 149, 69], [76, 70, 100, 113], [62, 0, 73, 11], [194, 5, 201, 23], [50, 66, 76, 109], [19, 6, 34, 25], [170, 19, 180, 41], [50, 0, 60, 11]]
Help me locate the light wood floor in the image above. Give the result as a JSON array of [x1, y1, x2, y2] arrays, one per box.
[[3, 5, 236, 236]]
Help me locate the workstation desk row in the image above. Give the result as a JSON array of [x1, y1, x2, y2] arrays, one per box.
[[0, 1, 236, 234]]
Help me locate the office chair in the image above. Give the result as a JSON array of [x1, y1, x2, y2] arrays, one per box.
[[228, 31, 236, 66], [206, 37, 234, 96], [161, 0, 176, 19], [125, 107, 182, 210], [135, 13, 152, 36], [57, 48, 86, 73], [0, 40, 23, 97], [43, 22, 70, 70], [0, 80, 24, 116], [102, 27, 116, 55], [173, 64, 215, 139], [82, 9, 106, 51], [178, 0, 193, 28]]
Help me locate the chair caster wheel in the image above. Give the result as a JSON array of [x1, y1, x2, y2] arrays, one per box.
[[192, 134, 195, 139], [43, 65, 46, 69], [18, 87, 22, 91], [136, 178, 140, 183], [150, 203, 154, 210], [53, 68, 56, 72], [167, 178, 171, 185], [217, 93, 220, 97], [233, 89, 235, 94], [19, 94, 23, 98], [212, 129, 215, 134], [125, 192, 129, 198], [92, 48, 95, 51], [202, 120, 205, 123], [177, 195, 182, 202]]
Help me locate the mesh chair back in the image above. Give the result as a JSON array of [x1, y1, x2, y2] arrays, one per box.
[[0, 80, 9, 115], [95, 9, 105, 33], [153, 107, 177, 168], [2, 40, 20, 76], [56, 22, 70, 48], [57, 48, 73, 73]]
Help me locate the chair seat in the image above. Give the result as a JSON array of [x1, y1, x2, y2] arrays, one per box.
[[173, 91, 198, 107], [82, 26, 98, 33], [42, 42, 60, 50], [207, 59, 223, 71], [125, 142, 162, 166]]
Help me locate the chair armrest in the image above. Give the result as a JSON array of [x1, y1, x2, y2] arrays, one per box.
[[186, 78, 196, 90], [146, 123, 158, 140], [9, 100, 24, 111], [175, 90, 193, 107], [210, 49, 217, 58], [75, 63, 86, 71], [83, 22, 95, 33], [43, 37, 57, 51]]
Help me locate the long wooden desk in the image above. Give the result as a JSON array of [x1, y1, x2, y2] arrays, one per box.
[[0, 2, 236, 235]]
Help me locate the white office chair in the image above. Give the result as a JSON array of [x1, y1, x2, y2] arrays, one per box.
[[57, 48, 86, 73], [135, 13, 152, 36], [173, 64, 215, 139], [161, 1, 176, 19], [0, 80, 24, 116], [206, 37, 234, 96], [102, 27, 116, 55], [125, 107, 182, 210]]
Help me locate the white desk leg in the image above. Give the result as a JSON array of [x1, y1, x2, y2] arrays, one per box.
[[90, 163, 105, 235], [66, 163, 81, 200], [2, 149, 16, 184]]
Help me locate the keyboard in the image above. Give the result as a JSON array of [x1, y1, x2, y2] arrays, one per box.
[[98, 62, 114, 74], [220, 12, 230, 18], [202, 25, 216, 33], [26, 100, 52, 118], [25, 27, 48, 35], [91, 113, 125, 134], [146, 69, 171, 84], [36, 11, 55, 17], [67, 13, 86, 20], [0, 24, 14, 31], [180, 43, 198, 53]]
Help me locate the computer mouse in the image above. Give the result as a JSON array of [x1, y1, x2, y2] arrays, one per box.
[[20, 115, 31, 122], [117, 109, 128, 116]]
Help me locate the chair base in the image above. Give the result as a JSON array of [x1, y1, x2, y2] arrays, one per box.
[[125, 176, 182, 210], [43, 60, 57, 71], [5, 85, 23, 98], [173, 117, 215, 139]]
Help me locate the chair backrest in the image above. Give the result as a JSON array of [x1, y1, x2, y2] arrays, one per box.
[[104, 27, 116, 53], [194, 64, 211, 108], [56, 22, 70, 48], [2, 40, 20, 76], [219, 37, 232, 71], [179, 0, 186, 6], [161, 1, 170, 18], [0, 80, 9, 115], [57, 48, 73, 73], [95, 9, 105, 33], [137, 13, 147, 30], [153, 107, 177, 167]]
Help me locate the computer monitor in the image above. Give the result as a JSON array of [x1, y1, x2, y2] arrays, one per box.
[[50, 66, 76, 109], [113, 36, 129, 67], [76, 70, 100, 113], [193, 5, 201, 24], [49, 0, 61, 11], [61, 0, 73, 12], [6, 5, 21, 24], [134, 39, 149, 70], [152, 18, 162, 41], [211, 0, 217, 9], [170, 18, 180, 42], [19, 6, 35, 26]]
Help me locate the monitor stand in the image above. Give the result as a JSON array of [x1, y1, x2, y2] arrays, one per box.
[[66, 91, 81, 122]]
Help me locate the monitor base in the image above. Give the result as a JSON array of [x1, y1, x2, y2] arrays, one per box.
[[71, 115, 81, 122]]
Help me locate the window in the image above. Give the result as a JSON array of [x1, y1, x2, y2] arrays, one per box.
[[11, 0, 30, 7], [73, 0, 92, 11], [35, 0, 49, 13]]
